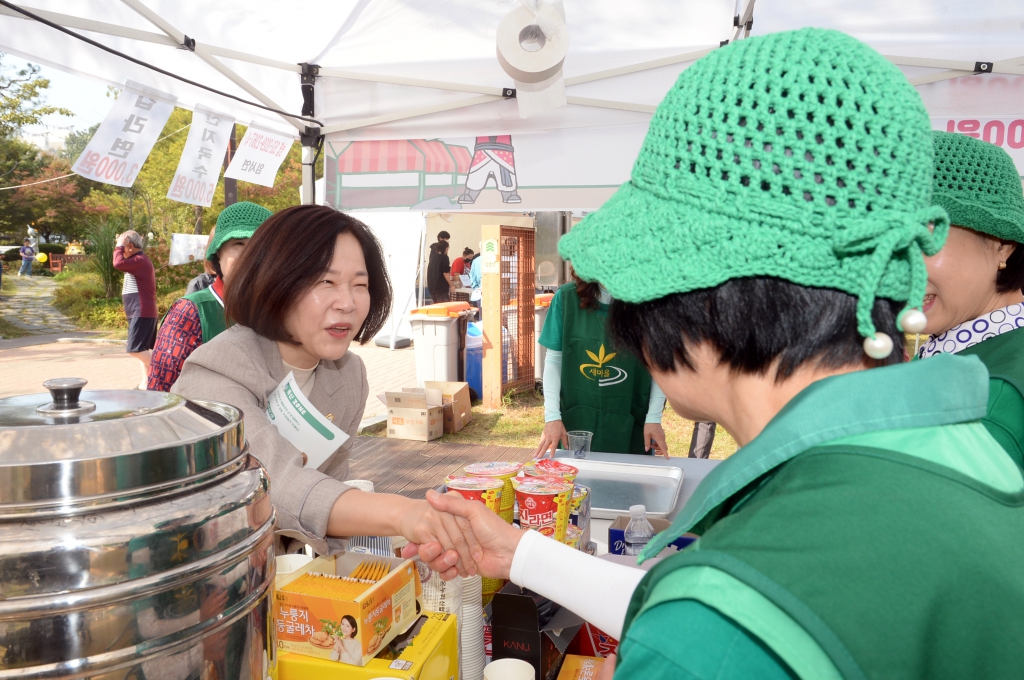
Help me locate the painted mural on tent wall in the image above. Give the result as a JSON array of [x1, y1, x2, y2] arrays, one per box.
[[323, 126, 649, 212]]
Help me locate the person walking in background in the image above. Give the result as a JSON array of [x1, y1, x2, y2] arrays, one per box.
[[18, 238, 34, 277], [427, 239, 453, 303], [114, 230, 158, 389], [149, 202, 271, 391]]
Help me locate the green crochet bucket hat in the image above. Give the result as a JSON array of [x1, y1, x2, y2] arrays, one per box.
[[559, 28, 949, 351], [207, 201, 272, 260], [932, 131, 1024, 244]]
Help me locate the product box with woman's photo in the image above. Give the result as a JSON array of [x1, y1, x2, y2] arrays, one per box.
[[274, 553, 421, 666]]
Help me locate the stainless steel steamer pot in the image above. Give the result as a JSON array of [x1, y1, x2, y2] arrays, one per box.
[[0, 379, 276, 680]]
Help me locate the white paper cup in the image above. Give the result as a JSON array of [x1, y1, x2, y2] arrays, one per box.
[[484, 658, 535, 680], [347, 479, 375, 493], [275, 554, 312, 575]]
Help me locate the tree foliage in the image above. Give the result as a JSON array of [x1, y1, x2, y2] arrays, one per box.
[[0, 55, 73, 137]]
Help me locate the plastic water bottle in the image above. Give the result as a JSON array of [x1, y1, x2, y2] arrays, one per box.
[[623, 504, 655, 556]]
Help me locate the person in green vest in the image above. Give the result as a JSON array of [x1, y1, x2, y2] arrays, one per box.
[[405, 28, 1024, 680], [536, 269, 669, 456], [148, 201, 272, 391], [914, 131, 1024, 467]]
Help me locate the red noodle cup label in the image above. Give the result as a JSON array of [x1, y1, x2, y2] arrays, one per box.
[[515, 481, 572, 538], [445, 476, 503, 513]]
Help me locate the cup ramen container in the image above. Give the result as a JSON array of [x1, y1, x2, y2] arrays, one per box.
[[514, 480, 573, 541], [524, 458, 579, 483], [464, 461, 523, 523], [563, 524, 582, 549], [444, 475, 504, 513]]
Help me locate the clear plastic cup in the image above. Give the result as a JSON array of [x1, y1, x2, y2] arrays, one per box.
[[566, 430, 593, 459]]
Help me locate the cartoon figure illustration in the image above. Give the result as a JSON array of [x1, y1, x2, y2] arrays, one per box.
[[460, 135, 521, 204]]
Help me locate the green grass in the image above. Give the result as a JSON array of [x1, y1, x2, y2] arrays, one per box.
[[368, 388, 741, 459], [52, 268, 185, 333]]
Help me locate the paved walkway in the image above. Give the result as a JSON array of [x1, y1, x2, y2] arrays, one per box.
[[346, 342, 418, 424], [1, 332, 420, 425], [0, 341, 141, 399], [1, 276, 77, 334], [0, 274, 420, 418]]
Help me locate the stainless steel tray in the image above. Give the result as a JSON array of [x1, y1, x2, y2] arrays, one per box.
[[558, 458, 684, 519]]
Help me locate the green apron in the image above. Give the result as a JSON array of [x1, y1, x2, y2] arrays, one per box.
[[559, 285, 652, 454], [182, 285, 228, 343]]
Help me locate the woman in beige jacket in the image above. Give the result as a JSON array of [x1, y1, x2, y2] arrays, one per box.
[[173, 205, 476, 571]]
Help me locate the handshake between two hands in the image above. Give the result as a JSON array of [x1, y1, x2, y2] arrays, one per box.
[[400, 489, 525, 582]]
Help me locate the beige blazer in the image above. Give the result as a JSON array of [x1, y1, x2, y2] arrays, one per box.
[[172, 324, 367, 555]]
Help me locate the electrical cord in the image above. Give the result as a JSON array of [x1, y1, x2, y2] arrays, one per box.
[[0, 0, 324, 127]]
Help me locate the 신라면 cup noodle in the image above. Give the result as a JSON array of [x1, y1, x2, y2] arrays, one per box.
[[443, 476, 503, 514], [463, 462, 522, 523], [514, 480, 573, 541], [524, 458, 579, 483]]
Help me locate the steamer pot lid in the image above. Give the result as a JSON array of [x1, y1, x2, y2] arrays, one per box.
[[0, 378, 244, 505]]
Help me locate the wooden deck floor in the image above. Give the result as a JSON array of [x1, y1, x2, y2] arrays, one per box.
[[347, 436, 534, 499]]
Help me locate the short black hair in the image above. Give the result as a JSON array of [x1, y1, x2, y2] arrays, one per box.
[[437, 231, 451, 241], [463, 247, 474, 256], [609, 277, 904, 381], [23, 238, 30, 243], [996, 242, 1024, 294], [225, 206, 393, 346]]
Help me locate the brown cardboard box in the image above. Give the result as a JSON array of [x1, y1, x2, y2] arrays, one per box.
[[385, 390, 444, 441], [423, 381, 472, 433]]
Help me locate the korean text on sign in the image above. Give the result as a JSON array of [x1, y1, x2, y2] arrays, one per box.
[[72, 81, 177, 188], [167, 106, 235, 207], [224, 125, 295, 188]]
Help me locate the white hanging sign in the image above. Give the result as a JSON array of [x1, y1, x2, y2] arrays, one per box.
[[168, 233, 210, 266], [265, 372, 349, 470], [224, 124, 295, 188], [932, 117, 1024, 175], [167, 105, 235, 206], [72, 81, 177, 188]]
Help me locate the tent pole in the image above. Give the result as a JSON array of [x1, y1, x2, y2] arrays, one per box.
[[299, 63, 321, 205]]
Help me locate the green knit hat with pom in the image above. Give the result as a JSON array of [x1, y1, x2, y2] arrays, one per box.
[[932, 131, 1024, 244], [559, 28, 949, 345], [206, 201, 272, 260]]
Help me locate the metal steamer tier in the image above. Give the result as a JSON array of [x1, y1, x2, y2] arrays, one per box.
[[0, 378, 277, 680]]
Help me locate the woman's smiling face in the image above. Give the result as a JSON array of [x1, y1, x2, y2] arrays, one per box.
[[280, 232, 371, 366], [922, 225, 1016, 335]]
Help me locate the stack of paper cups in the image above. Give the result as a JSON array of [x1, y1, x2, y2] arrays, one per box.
[[460, 575, 485, 680]]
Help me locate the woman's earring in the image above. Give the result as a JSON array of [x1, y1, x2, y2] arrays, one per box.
[[999, 262, 1008, 270]]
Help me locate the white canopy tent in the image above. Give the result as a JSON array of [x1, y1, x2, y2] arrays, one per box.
[[2, 0, 1023, 207]]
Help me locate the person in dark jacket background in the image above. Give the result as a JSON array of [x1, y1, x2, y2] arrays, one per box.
[[113, 230, 157, 389]]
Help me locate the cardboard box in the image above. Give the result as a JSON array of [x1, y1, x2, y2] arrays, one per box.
[[278, 611, 458, 680], [424, 381, 472, 433], [274, 553, 420, 666], [556, 655, 606, 680], [607, 516, 698, 555], [385, 390, 444, 441], [492, 582, 583, 680]]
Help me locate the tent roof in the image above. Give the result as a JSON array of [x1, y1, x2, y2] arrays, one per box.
[[1, 1, 1022, 139]]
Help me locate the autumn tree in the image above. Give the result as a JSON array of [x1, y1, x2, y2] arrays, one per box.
[[0, 54, 72, 137]]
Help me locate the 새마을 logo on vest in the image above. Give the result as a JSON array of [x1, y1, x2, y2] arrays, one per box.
[[579, 344, 628, 387]]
